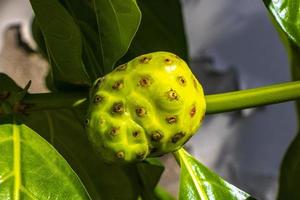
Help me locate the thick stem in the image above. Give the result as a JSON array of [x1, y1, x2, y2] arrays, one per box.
[[21, 81, 300, 113], [205, 80, 300, 114], [24, 92, 88, 111]]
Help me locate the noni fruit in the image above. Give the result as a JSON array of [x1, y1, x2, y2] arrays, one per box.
[[86, 52, 206, 163]]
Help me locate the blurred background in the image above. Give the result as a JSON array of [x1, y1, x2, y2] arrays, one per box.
[[0, 0, 297, 199]]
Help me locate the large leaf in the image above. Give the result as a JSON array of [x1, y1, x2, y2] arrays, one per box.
[[29, 0, 91, 87], [31, 0, 141, 90], [92, 0, 141, 74], [120, 0, 188, 64], [264, 0, 300, 45], [24, 108, 164, 200], [24, 109, 139, 200], [263, 1, 300, 199], [174, 148, 253, 200], [59, 0, 103, 80], [0, 116, 90, 199]]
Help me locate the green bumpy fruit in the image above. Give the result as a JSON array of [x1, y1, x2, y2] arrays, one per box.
[[86, 52, 206, 163]]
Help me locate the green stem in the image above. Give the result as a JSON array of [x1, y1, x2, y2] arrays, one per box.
[[205, 80, 300, 114], [21, 81, 300, 114], [24, 92, 88, 111]]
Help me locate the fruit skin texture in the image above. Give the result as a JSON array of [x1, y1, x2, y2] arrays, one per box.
[[86, 52, 206, 163]]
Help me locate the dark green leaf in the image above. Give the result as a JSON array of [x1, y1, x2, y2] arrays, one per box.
[[0, 74, 22, 92], [120, 0, 188, 64], [92, 0, 141, 74], [59, 0, 102, 80], [30, 0, 90, 86], [263, 0, 300, 45], [0, 116, 90, 199], [24, 109, 138, 199], [136, 158, 165, 200], [263, 2, 300, 199], [174, 148, 252, 200], [24, 108, 163, 200], [0, 74, 29, 115]]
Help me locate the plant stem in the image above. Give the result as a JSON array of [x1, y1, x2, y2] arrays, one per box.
[[24, 92, 88, 111], [21, 81, 300, 113], [205, 80, 300, 114]]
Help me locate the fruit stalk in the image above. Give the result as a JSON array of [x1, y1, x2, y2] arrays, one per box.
[[205, 80, 300, 114], [21, 80, 300, 114]]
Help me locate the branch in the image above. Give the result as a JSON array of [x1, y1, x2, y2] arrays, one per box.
[[205, 80, 300, 114], [21, 81, 300, 114], [24, 92, 88, 111]]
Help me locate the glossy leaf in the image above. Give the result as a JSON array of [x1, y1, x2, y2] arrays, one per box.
[[59, 0, 102, 80], [263, 1, 300, 199], [120, 0, 188, 64], [24, 108, 164, 200], [0, 117, 90, 199], [264, 0, 300, 45], [92, 0, 141, 74], [24, 109, 138, 199], [174, 148, 253, 200], [29, 0, 91, 86]]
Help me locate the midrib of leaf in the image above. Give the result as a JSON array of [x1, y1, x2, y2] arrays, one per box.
[[92, 0, 105, 67], [92, 0, 127, 69], [178, 149, 208, 200], [13, 123, 21, 200], [109, 0, 122, 42]]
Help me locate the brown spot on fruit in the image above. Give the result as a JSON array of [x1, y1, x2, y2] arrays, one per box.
[[139, 56, 151, 64], [116, 151, 125, 159], [178, 76, 186, 86], [112, 102, 124, 114], [200, 114, 205, 123], [136, 107, 146, 117], [193, 77, 198, 89], [151, 131, 163, 141], [112, 80, 124, 90], [115, 64, 127, 71], [166, 116, 177, 124], [133, 131, 140, 137], [136, 152, 146, 160], [138, 75, 152, 87], [110, 127, 120, 136], [93, 95, 103, 103], [166, 89, 178, 100], [190, 106, 196, 117], [164, 58, 173, 65], [94, 78, 104, 89], [172, 132, 186, 143]]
